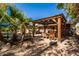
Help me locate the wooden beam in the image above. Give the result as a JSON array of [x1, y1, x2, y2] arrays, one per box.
[[50, 18, 57, 23], [58, 17, 62, 41], [48, 24, 57, 26]]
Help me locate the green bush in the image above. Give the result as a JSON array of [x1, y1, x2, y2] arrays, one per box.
[[77, 26, 79, 28]]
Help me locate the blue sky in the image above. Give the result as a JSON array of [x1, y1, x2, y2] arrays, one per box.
[[14, 3, 66, 20]]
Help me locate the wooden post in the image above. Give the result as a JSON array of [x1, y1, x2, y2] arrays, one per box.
[[49, 29, 54, 40], [58, 17, 62, 41], [33, 23, 35, 37]]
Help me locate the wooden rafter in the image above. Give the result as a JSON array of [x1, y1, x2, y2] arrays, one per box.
[[31, 14, 67, 41]]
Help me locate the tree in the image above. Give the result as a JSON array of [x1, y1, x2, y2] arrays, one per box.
[[57, 3, 79, 25], [0, 3, 8, 41], [0, 4, 33, 44], [8, 5, 33, 43]]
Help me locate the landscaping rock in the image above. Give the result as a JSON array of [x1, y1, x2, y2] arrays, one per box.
[[0, 37, 79, 56]]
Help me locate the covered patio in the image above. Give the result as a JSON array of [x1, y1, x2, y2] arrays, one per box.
[[32, 14, 67, 41]]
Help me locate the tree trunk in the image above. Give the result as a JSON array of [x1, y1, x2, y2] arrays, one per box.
[[44, 25, 46, 33], [12, 29, 17, 42], [33, 29, 35, 37], [32, 24, 35, 37], [22, 29, 25, 39]]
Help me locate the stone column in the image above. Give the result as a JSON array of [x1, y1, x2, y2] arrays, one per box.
[[58, 17, 62, 41]]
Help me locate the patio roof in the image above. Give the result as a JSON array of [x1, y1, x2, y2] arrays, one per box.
[[32, 14, 67, 24]]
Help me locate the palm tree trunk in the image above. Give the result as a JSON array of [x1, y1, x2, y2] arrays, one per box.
[[12, 29, 17, 42], [20, 28, 26, 45]]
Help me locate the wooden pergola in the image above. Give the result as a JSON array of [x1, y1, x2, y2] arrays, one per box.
[[32, 14, 67, 41]]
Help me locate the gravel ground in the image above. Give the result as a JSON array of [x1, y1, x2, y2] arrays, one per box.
[[0, 37, 79, 56]]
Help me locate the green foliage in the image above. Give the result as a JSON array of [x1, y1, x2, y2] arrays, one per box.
[[0, 9, 4, 17], [57, 3, 79, 18], [27, 18, 33, 22], [0, 4, 33, 31], [57, 3, 79, 25], [77, 26, 79, 28], [56, 3, 64, 9]]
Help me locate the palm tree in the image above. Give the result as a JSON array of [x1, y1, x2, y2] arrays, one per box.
[[0, 4, 33, 45], [0, 3, 7, 41], [8, 5, 33, 43], [0, 4, 20, 43]]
